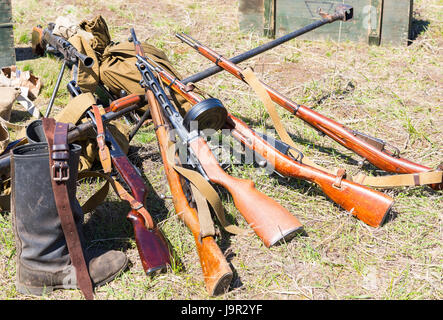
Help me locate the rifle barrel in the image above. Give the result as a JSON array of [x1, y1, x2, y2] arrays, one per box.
[[178, 34, 439, 185], [144, 58, 394, 227], [180, 4, 353, 84], [42, 28, 94, 68]]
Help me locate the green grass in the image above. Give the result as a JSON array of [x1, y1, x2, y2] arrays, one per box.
[[1, 0, 442, 300]]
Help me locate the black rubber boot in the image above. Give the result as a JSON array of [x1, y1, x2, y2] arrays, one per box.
[[11, 141, 128, 296]]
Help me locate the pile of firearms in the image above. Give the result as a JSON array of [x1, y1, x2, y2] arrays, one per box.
[[2, 5, 441, 299]]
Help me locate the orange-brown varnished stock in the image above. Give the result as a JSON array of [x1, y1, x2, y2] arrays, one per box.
[[188, 137, 303, 247], [148, 90, 232, 295], [110, 94, 143, 112], [226, 116, 394, 227], [192, 45, 441, 190], [152, 66, 394, 227], [31, 26, 44, 55]]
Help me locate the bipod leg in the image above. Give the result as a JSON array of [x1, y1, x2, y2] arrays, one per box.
[[45, 60, 67, 118]]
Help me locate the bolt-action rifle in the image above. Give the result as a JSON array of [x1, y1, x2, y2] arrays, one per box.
[[131, 28, 303, 248], [176, 34, 443, 191], [136, 56, 395, 228], [66, 82, 171, 275]]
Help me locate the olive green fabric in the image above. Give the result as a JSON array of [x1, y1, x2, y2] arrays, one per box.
[[79, 15, 111, 61], [99, 41, 191, 115], [72, 15, 191, 115], [68, 35, 100, 94]]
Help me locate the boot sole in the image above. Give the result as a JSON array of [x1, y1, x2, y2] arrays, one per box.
[[16, 258, 129, 296], [16, 281, 77, 296]]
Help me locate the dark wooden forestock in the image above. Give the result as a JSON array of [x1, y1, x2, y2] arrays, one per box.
[[148, 90, 233, 295], [185, 42, 442, 190], [110, 144, 171, 275], [152, 66, 394, 227]]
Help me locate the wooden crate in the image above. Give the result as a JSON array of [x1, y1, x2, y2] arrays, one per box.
[[0, 0, 15, 67], [238, 0, 414, 46]]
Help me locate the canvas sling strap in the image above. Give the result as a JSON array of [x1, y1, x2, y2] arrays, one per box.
[[165, 140, 249, 238], [42, 118, 94, 300], [146, 87, 248, 239], [242, 67, 443, 188]]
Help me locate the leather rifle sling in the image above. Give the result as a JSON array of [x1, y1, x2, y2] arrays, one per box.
[[89, 104, 155, 229], [77, 170, 155, 229], [91, 105, 112, 173], [242, 68, 443, 188], [42, 118, 94, 300]]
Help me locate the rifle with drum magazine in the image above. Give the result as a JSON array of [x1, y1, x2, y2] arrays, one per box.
[[134, 55, 395, 228], [131, 28, 304, 248], [146, 89, 233, 295], [176, 33, 443, 190]]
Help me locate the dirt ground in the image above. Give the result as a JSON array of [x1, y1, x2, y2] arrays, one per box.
[[0, 0, 441, 300]]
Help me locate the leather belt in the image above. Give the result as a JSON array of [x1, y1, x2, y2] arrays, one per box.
[[43, 118, 94, 300]]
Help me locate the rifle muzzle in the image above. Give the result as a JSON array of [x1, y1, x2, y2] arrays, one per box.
[[76, 52, 94, 68]]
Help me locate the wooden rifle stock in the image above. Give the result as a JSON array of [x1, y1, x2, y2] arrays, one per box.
[[134, 42, 303, 247], [177, 34, 442, 190], [147, 90, 233, 295], [188, 137, 303, 246], [226, 117, 394, 227], [110, 153, 171, 275], [109, 94, 144, 112], [146, 61, 394, 227]]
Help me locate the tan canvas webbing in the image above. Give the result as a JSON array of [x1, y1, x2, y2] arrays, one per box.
[[166, 142, 247, 236], [351, 170, 443, 187], [190, 183, 216, 238], [242, 67, 338, 175], [54, 92, 96, 124], [242, 67, 443, 188]]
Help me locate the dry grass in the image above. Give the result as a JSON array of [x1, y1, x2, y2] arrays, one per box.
[[0, 0, 441, 300]]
